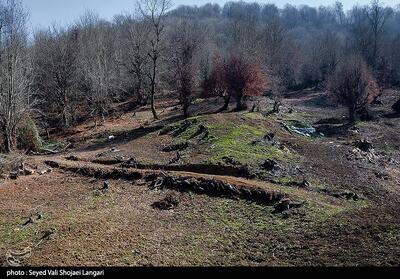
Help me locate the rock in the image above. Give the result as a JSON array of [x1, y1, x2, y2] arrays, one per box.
[[354, 139, 373, 152], [391, 99, 400, 112], [65, 155, 79, 161], [102, 181, 110, 191], [274, 198, 303, 213], [152, 192, 180, 210], [23, 167, 35, 176], [301, 179, 311, 188], [22, 217, 35, 226], [261, 159, 280, 172], [40, 228, 56, 240], [108, 135, 115, 141], [222, 156, 241, 166], [264, 133, 275, 141], [36, 212, 43, 220], [9, 172, 18, 180], [274, 198, 291, 213], [110, 147, 120, 152], [314, 117, 345, 125], [39, 168, 52, 175], [162, 142, 189, 152], [168, 152, 182, 164], [334, 191, 360, 201]]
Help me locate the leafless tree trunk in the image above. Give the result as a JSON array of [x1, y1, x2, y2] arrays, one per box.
[[365, 0, 392, 69], [138, 0, 171, 120], [77, 12, 117, 126], [169, 20, 199, 118], [0, 0, 33, 152]]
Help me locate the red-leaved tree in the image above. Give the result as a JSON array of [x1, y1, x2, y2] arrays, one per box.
[[202, 54, 268, 111]]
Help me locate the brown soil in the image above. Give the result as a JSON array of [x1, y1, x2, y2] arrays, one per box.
[[0, 89, 399, 266]]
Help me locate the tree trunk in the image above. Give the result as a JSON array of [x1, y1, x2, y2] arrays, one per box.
[[4, 129, 13, 153], [273, 100, 281, 113], [349, 107, 356, 124], [217, 95, 231, 113], [183, 101, 189, 118], [150, 91, 158, 120], [235, 95, 244, 111]]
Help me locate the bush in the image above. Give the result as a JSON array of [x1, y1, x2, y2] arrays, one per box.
[[326, 55, 379, 123], [16, 118, 43, 152], [202, 54, 269, 111]]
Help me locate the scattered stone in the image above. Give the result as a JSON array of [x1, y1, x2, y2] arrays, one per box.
[[354, 139, 373, 152], [190, 124, 209, 139], [152, 192, 180, 210], [222, 156, 241, 166], [252, 133, 278, 146], [261, 159, 280, 172], [273, 198, 303, 213], [108, 135, 115, 141], [39, 168, 52, 175], [264, 133, 275, 141], [334, 191, 360, 201], [168, 152, 182, 165], [0, 173, 8, 180], [110, 147, 120, 152], [40, 228, 56, 241], [65, 155, 79, 161], [162, 142, 189, 152], [102, 181, 111, 191], [300, 179, 311, 188], [391, 99, 400, 112], [9, 172, 18, 180], [375, 171, 390, 180], [22, 217, 35, 226], [314, 117, 345, 125]]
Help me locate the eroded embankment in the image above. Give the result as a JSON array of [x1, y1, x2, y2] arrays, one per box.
[[67, 156, 255, 178], [44, 160, 287, 206]]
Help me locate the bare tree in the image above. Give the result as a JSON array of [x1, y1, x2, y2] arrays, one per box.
[[33, 25, 79, 129], [138, 0, 172, 120], [327, 55, 379, 123], [169, 20, 199, 118], [365, 0, 392, 68], [0, 0, 33, 152], [116, 13, 150, 106], [77, 12, 117, 127]]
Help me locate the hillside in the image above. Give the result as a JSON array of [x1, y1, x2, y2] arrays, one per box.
[[0, 89, 399, 266]]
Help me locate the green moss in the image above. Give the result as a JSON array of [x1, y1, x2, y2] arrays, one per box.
[[207, 124, 296, 167], [0, 218, 38, 245], [41, 140, 68, 151], [17, 118, 43, 151]]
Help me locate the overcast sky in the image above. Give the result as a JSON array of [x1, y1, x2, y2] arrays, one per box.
[[22, 0, 398, 31]]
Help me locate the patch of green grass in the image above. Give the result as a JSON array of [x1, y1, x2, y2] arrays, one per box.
[[192, 98, 206, 105], [207, 124, 296, 167], [0, 217, 38, 245], [41, 139, 67, 151]]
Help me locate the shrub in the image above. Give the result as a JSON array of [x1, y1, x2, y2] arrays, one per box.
[[16, 118, 42, 152], [202, 54, 268, 111], [326, 55, 379, 123]]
